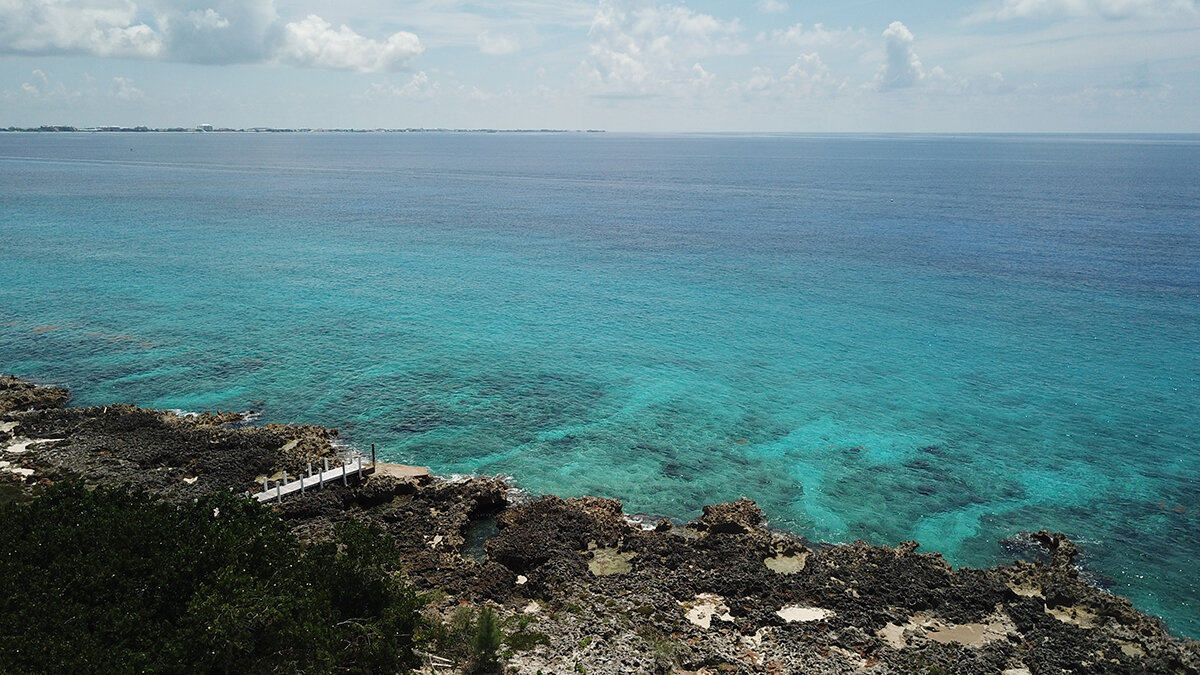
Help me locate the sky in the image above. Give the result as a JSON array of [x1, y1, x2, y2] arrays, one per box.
[[2, 0, 1198, 132]]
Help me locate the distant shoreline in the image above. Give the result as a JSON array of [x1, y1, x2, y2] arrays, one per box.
[[1, 125, 606, 134]]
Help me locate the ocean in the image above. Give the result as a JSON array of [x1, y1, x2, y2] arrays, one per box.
[[1, 131, 1197, 637]]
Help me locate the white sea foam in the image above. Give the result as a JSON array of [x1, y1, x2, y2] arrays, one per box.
[[330, 438, 367, 462], [624, 513, 668, 531]]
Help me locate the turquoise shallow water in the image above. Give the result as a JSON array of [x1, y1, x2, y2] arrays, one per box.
[[1, 132, 1198, 636]]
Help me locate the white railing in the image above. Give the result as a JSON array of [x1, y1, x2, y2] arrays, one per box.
[[251, 445, 376, 503]]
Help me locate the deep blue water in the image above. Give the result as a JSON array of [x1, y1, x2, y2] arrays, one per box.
[[1, 132, 1198, 637]]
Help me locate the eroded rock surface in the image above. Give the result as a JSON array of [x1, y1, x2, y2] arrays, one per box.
[[3, 378, 1198, 674], [2, 392, 345, 500], [0, 375, 69, 413]]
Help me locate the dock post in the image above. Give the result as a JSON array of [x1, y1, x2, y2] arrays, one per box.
[[342, 462, 348, 486], [357, 460, 363, 482], [323, 458, 329, 490], [301, 469, 306, 494], [277, 474, 283, 503], [371, 443, 376, 466], [263, 477, 268, 492]]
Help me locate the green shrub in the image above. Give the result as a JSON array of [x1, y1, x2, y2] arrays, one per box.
[[0, 481, 421, 674], [471, 606, 503, 674], [506, 629, 550, 651]]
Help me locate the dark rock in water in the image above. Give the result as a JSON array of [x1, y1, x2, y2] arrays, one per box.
[[693, 498, 764, 534], [1002, 530, 1054, 563], [0, 376, 69, 413], [1031, 529, 1082, 568], [1002, 529, 1082, 569]]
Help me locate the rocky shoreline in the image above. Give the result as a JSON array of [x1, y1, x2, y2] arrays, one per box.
[[2, 375, 1197, 674]]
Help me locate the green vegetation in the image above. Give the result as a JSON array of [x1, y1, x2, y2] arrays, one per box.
[[0, 482, 421, 674], [503, 614, 551, 652], [636, 624, 688, 672], [422, 604, 546, 673], [504, 628, 551, 652], [471, 606, 503, 673]]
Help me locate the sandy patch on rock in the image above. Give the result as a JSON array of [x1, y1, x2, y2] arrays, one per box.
[[764, 551, 808, 574], [1046, 604, 1099, 628], [1118, 641, 1145, 658], [682, 594, 735, 629], [877, 610, 1017, 649], [4, 437, 63, 454], [588, 547, 636, 576], [878, 622, 908, 649], [1007, 581, 1043, 598], [373, 462, 431, 479], [776, 605, 832, 623]]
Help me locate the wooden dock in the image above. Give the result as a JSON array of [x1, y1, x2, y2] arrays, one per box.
[[252, 456, 375, 503]]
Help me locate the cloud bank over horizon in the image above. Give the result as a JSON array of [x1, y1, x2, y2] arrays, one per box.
[[0, 0, 423, 72], [1, 0, 1197, 131], [969, 0, 1198, 21]]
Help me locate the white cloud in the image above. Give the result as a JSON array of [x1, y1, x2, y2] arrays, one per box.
[[0, 0, 163, 58], [730, 52, 847, 98], [766, 22, 857, 47], [367, 71, 438, 99], [1077, 81, 1173, 101], [0, 1, 424, 72], [276, 15, 423, 72], [785, 52, 837, 88], [3, 68, 91, 103], [110, 75, 143, 100], [186, 8, 228, 30], [756, 0, 788, 13], [690, 62, 716, 89], [156, 0, 279, 65], [477, 30, 520, 55], [971, 0, 1198, 21], [875, 21, 924, 90], [582, 0, 745, 94], [733, 66, 775, 95], [457, 84, 495, 101]]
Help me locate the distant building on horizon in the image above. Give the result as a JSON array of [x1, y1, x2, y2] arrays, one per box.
[[197, 124, 214, 132]]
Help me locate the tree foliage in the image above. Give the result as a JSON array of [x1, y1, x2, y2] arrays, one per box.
[[421, 604, 511, 674], [470, 606, 502, 674], [0, 481, 421, 674]]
